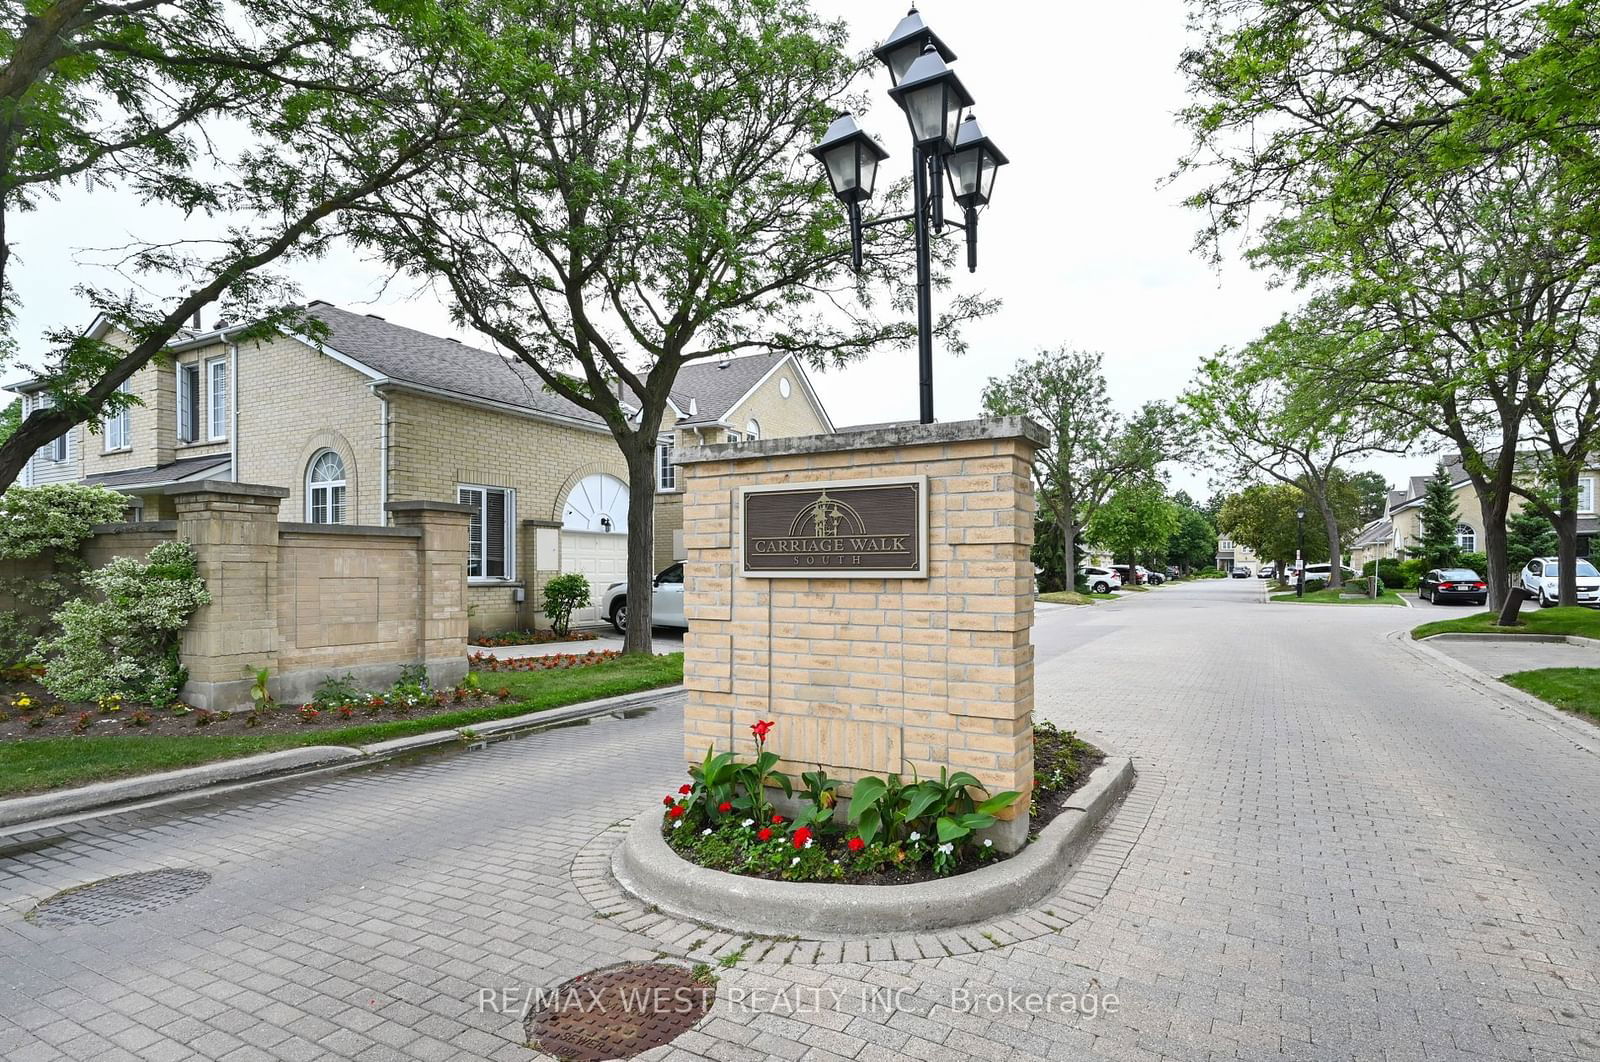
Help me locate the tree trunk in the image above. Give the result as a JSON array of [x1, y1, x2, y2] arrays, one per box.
[[1555, 508, 1580, 608], [621, 442, 657, 655], [1319, 504, 1343, 590], [1063, 518, 1079, 590], [1479, 491, 1513, 611]]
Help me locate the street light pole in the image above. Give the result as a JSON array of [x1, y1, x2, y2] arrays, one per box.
[[809, 8, 1006, 426], [912, 146, 935, 424], [1296, 508, 1306, 598]]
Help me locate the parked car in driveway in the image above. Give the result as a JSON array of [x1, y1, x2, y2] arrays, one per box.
[[1288, 563, 1359, 583], [1418, 568, 1488, 605], [1230, 566, 1252, 578], [1138, 565, 1165, 585], [601, 563, 688, 633], [1257, 564, 1276, 579], [1518, 557, 1600, 608], [1111, 564, 1146, 586], [1079, 566, 1122, 594]]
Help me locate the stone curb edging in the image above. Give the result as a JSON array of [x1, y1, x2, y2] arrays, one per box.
[[611, 754, 1134, 938], [1392, 632, 1600, 756], [0, 685, 685, 832]]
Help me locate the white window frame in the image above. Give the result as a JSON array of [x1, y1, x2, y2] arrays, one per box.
[[1455, 523, 1476, 553], [305, 449, 348, 524], [725, 429, 743, 443], [36, 394, 68, 462], [1579, 476, 1596, 515], [656, 434, 677, 492], [206, 356, 228, 441], [457, 484, 515, 582], [746, 418, 760, 440], [102, 380, 132, 452]]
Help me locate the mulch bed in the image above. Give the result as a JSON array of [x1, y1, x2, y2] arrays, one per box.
[[469, 649, 622, 671]]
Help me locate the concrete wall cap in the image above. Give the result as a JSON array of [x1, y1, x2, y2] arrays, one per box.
[[385, 499, 476, 515], [156, 481, 290, 499], [279, 522, 421, 539], [90, 520, 178, 534], [675, 415, 1049, 465]]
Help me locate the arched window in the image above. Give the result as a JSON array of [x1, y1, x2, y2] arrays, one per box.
[[1455, 523, 1476, 553], [746, 418, 761, 440], [306, 450, 347, 524]]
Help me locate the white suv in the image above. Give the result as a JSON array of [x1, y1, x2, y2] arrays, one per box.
[[1078, 566, 1122, 595], [1519, 557, 1600, 607], [600, 563, 690, 633]]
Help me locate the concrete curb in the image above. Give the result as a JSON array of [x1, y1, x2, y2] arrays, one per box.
[[0, 685, 685, 832], [612, 754, 1135, 937], [1392, 632, 1600, 756]]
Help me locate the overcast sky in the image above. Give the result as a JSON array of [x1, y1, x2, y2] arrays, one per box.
[[5, 0, 1435, 500]]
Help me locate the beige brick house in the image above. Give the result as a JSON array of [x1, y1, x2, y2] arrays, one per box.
[[11, 303, 833, 634]]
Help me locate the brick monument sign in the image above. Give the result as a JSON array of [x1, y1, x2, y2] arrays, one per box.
[[675, 417, 1046, 848]]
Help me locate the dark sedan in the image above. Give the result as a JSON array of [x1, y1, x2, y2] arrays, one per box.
[[1419, 568, 1488, 605]]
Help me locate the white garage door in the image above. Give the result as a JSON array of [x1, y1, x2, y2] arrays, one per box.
[[560, 531, 629, 626], [560, 473, 632, 627]]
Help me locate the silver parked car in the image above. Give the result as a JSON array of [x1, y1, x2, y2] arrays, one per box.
[[600, 563, 689, 633]]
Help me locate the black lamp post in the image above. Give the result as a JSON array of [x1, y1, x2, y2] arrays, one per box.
[[809, 7, 1008, 425], [1296, 508, 1306, 598]]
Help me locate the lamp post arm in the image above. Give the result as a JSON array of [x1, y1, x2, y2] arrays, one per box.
[[860, 211, 919, 230]]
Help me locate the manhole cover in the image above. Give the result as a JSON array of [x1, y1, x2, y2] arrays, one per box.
[[526, 963, 714, 1060], [26, 868, 211, 928]]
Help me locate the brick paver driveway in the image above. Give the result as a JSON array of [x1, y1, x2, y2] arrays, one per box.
[[3, 578, 1598, 1061]]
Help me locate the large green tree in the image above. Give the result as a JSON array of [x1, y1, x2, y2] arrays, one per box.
[[1184, 306, 1402, 588], [1165, 503, 1218, 574], [1177, 2, 1600, 608], [1086, 481, 1180, 575], [983, 348, 1178, 585], [1348, 471, 1391, 525], [0, 0, 480, 490], [1218, 484, 1323, 575], [347, 0, 991, 654]]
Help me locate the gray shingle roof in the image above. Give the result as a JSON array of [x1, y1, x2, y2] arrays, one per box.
[[82, 453, 230, 490], [1351, 519, 1393, 548], [670, 355, 784, 425], [304, 303, 605, 427]]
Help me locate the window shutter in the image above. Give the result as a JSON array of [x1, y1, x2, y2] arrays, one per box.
[[485, 489, 507, 578]]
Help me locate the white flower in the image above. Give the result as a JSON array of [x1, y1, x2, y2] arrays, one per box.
[[701, 828, 712, 836], [937, 843, 953, 854], [804, 838, 814, 849], [673, 821, 684, 830], [741, 819, 754, 828], [908, 832, 921, 843], [983, 839, 993, 848], [790, 857, 801, 866]]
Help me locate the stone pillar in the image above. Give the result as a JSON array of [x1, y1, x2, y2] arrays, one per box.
[[164, 482, 288, 709], [676, 417, 1046, 850], [387, 500, 473, 688]]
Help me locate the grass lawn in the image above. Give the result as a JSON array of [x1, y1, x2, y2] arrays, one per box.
[[0, 653, 683, 798], [1270, 587, 1406, 606], [1502, 668, 1600, 724], [1410, 605, 1600, 640], [1038, 591, 1097, 606]]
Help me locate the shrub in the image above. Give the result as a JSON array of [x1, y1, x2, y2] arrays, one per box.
[[1457, 551, 1488, 577], [542, 572, 592, 637], [313, 673, 363, 710], [0, 484, 130, 661], [38, 541, 210, 706], [1304, 577, 1328, 592]]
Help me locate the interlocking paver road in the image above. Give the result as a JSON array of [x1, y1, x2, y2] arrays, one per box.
[[2, 578, 1598, 1061]]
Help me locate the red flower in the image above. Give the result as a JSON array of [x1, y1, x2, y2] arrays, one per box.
[[663, 795, 675, 807], [792, 827, 812, 850], [847, 837, 865, 852], [751, 719, 775, 740], [757, 828, 773, 841], [771, 814, 784, 824], [667, 805, 685, 819], [717, 801, 732, 813], [678, 784, 692, 795]]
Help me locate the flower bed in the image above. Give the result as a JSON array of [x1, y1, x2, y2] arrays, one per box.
[[468, 649, 622, 672], [471, 628, 598, 647], [0, 666, 517, 741], [661, 719, 1102, 885]]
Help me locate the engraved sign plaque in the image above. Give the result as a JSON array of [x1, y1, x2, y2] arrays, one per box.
[[739, 476, 927, 578]]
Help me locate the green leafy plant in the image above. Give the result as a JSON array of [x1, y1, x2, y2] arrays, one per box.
[[0, 484, 130, 660], [37, 541, 209, 707], [250, 668, 274, 715], [541, 573, 592, 638], [313, 673, 363, 710]]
